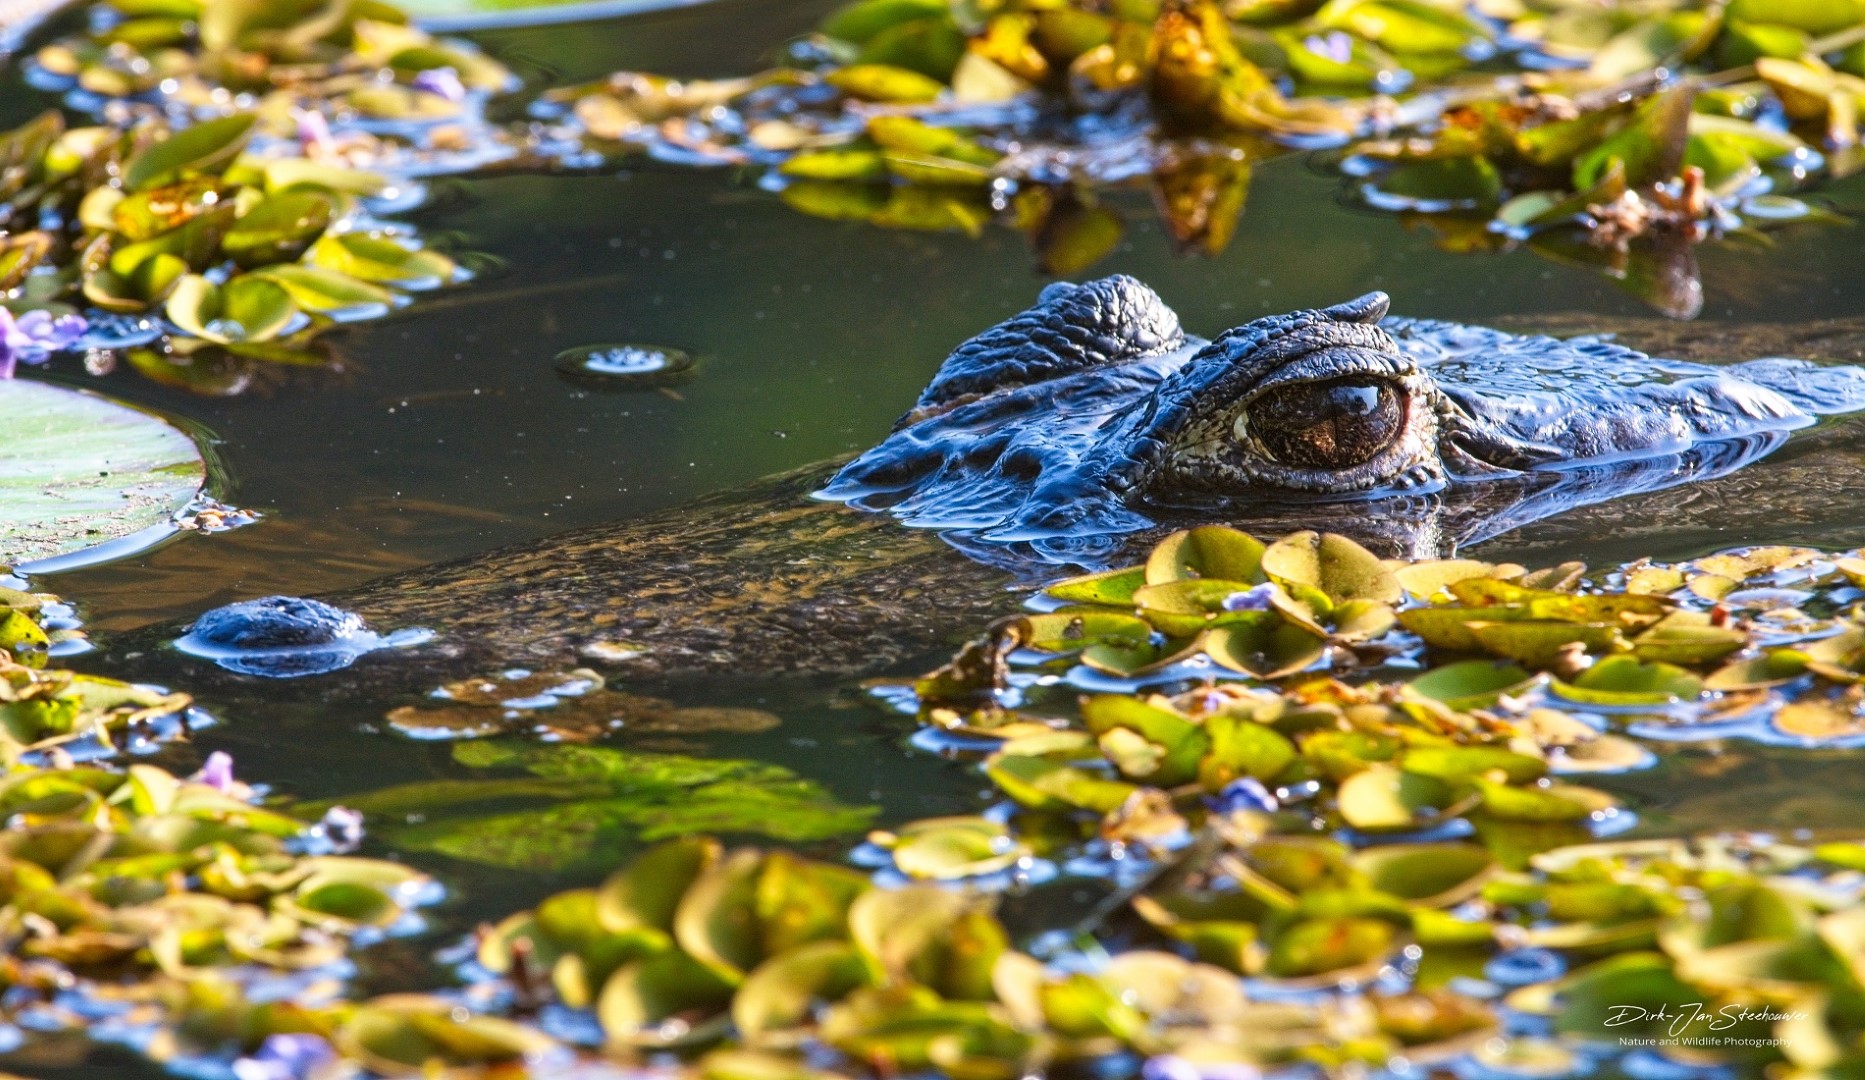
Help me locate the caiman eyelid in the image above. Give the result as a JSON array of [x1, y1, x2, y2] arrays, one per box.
[[1240, 349, 1413, 399]]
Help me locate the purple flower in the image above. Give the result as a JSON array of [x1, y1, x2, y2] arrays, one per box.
[[413, 66, 467, 103], [232, 1033, 337, 1080], [17, 310, 85, 349], [295, 109, 335, 155], [195, 750, 236, 792], [1304, 30, 1355, 65], [0, 308, 88, 378], [1143, 1056, 1262, 1080], [1220, 584, 1278, 612], [1205, 777, 1279, 815]]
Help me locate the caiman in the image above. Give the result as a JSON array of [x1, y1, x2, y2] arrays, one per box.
[[90, 276, 1865, 694]]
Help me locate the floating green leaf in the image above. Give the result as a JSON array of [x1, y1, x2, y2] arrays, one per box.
[[122, 114, 256, 191], [222, 191, 335, 268], [165, 274, 298, 344]]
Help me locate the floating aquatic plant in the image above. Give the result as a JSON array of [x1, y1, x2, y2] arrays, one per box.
[[0, 646, 192, 760], [29, 0, 518, 173], [467, 835, 1509, 1071], [443, 829, 1865, 1077], [8, 0, 1854, 390], [544, 0, 1864, 315], [0, 106, 464, 389], [922, 526, 1865, 750], [0, 755, 441, 1068], [411, 529, 1865, 1078], [0, 306, 85, 378], [0, 0, 499, 395], [12, 526, 1865, 1074]]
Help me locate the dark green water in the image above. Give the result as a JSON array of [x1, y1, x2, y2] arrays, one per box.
[[9, 0, 1865, 1074]]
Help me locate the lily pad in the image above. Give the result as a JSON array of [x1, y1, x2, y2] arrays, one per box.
[[0, 380, 206, 567]]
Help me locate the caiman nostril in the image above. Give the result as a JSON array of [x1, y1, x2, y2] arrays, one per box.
[[175, 596, 432, 678], [186, 597, 363, 650]]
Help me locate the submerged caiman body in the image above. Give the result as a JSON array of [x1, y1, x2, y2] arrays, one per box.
[[94, 278, 1865, 694]]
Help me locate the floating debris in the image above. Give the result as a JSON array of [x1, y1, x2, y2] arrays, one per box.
[[173, 494, 261, 534], [386, 667, 779, 742]]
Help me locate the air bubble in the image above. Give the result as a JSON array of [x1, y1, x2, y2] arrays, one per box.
[[554, 343, 696, 390]]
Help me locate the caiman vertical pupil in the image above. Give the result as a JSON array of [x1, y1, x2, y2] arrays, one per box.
[[1243, 378, 1404, 469]]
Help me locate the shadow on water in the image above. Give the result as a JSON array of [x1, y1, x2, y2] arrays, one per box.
[[8, 0, 1865, 1073]]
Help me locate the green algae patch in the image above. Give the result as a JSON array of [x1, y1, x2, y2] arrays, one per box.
[[335, 741, 877, 873]]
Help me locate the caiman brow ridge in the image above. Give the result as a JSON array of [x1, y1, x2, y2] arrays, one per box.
[[820, 275, 1865, 564]]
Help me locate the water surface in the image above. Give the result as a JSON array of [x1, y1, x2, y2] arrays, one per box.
[[8, 0, 1865, 1073]]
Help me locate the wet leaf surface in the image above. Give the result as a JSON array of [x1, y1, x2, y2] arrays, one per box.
[[0, 379, 205, 565]]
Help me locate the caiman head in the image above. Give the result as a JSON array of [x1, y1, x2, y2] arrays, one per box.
[[820, 275, 1865, 563]]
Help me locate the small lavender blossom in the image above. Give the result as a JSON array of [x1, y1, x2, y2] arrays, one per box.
[[195, 750, 236, 792], [295, 109, 336, 156], [0, 308, 88, 378], [1143, 1055, 1263, 1080], [1205, 777, 1278, 815], [1220, 583, 1278, 612], [232, 1033, 337, 1080], [413, 66, 467, 103], [1304, 30, 1355, 65], [16, 310, 86, 350]]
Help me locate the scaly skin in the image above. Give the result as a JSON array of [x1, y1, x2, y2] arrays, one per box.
[[89, 283, 1865, 699], [824, 277, 1865, 559]]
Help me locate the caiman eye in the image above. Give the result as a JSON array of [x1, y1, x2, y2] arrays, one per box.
[[1239, 378, 1405, 470]]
